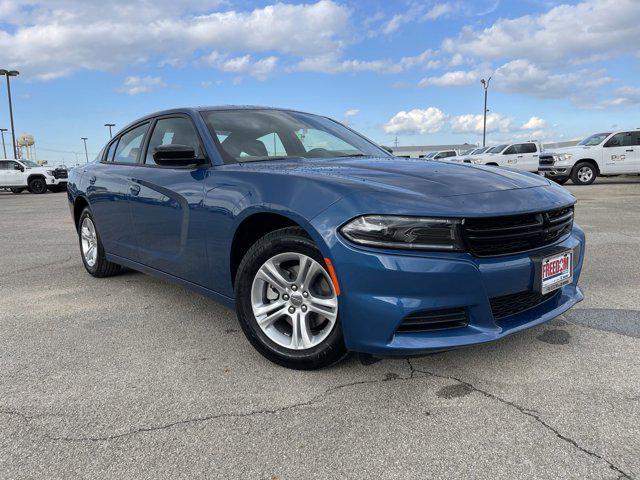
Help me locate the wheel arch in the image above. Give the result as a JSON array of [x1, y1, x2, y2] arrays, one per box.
[[27, 173, 46, 184], [229, 209, 327, 288], [73, 195, 90, 231], [573, 158, 600, 175]]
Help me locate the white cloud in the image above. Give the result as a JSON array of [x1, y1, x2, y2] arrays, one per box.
[[418, 70, 482, 87], [450, 113, 513, 134], [0, 0, 349, 79], [294, 54, 403, 74], [384, 108, 447, 134], [443, 0, 640, 65], [521, 116, 547, 130], [119, 76, 167, 95], [423, 3, 455, 20], [345, 109, 360, 117], [399, 49, 440, 70], [493, 59, 613, 101], [600, 87, 640, 107], [381, 2, 457, 35], [201, 51, 278, 80]]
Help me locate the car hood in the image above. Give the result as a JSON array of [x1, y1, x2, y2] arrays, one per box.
[[240, 156, 549, 198], [542, 145, 592, 155]]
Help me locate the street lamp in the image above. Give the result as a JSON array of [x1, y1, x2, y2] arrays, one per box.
[[0, 69, 19, 158], [81, 137, 89, 163], [104, 123, 115, 138], [0, 128, 7, 158], [480, 77, 491, 148]]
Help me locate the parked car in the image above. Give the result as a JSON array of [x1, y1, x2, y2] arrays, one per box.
[[0, 159, 68, 194], [450, 146, 491, 163], [67, 106, 585, 369], [423, 150, 458, 160], [466, 142, 541, 172], [539, 129, 640, 185]]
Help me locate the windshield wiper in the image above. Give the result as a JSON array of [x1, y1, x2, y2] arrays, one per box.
[[335, 153, 369, 158], [239, 156, 304, 163]]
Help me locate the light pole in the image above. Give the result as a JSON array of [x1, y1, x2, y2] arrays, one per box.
[[0, 69, 19, 158], [104, 123, 115, 138], [480, 77, 491, 148], [81, 137, 89, 163], [0, 128, 7, 158]]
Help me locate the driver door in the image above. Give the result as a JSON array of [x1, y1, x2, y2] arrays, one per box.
[[603, 132, 639, 174], [501, 145, 518, 167]]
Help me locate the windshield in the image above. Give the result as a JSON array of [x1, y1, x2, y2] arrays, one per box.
[[473, 147, 489, 155], [424, 152, 437, 159], [487, 144, 508, 154], [201, 109, 389, 163], [578, 132, 611, 146], [20, 160, 39, 167]]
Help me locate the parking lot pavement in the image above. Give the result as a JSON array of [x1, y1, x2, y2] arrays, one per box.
[[1, 180, 639, 479]]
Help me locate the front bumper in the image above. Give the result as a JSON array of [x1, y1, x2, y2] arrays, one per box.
[[327, 225, 585, 355], [539, 166, 571, 179]]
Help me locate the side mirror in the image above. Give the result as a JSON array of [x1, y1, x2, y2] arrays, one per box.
[[14, 164, 24, 172], [152, 144, 203, 166]]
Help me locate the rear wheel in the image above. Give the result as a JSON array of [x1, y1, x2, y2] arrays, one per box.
[[235, 227, 347, 370], [10, 187, 24, 194], [28, 177, 48, 194], [571, 162, 597, 185], [78, 208, 121, 277]]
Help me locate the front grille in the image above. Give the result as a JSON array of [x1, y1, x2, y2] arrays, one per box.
[[461, 206, 574, 257], [539, 155, 555, 166], [490, 290, 559, 320], [52, 169, 68, 179], [397, 308, 468, 333]]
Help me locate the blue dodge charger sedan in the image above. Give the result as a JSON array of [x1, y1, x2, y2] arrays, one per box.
[[67, 106, 584, 369]]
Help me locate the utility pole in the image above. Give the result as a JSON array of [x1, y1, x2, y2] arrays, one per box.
[[0, 128, 7, 158], [0, 69, 19, 158], [104, 123, 115, 138], [480, 77, 491, 148], [81, 137, 89, 163], [394, 135, 398, 147]]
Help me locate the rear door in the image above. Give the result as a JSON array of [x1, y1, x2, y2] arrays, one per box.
[[602, 132, 639, 173], [88, 122, 149, 261], [128, 114, 210, 283]]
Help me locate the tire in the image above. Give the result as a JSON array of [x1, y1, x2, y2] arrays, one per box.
[[571, 162, 597, 185], [486, 162, 499, 166], [78, 207, 121, 278], [235, 227, 348, 370], [10, 187, 24, 194], [28, 177, 48, 194], [552, 178, 568, 185]]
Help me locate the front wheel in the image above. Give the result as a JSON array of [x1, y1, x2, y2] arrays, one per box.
[[78, 208, 121, 277], [28, 177, 48, 194], [235, 227, 347, 370], [571, 162, 597, 185]]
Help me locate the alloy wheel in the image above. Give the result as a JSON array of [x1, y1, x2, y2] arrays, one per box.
[[577, 166, 593, 183], [250, 252, 338, 350], [80, 217, 98, 267]]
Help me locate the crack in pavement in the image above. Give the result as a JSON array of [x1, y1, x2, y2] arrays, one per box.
[[3, 360, 635, 479], [406, 359, 634, 480]]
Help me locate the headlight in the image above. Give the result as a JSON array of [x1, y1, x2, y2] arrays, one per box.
[[554, 154, 573, 163], [471, 158, 483, 164], [340, 215, 464, 251], [46, 170, 56, 176]]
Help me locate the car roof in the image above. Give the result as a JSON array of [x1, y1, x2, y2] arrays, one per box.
[[118, 105, 319, 136]]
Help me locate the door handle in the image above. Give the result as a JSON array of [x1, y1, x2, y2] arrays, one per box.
[[625, 149, 634, 152], [517, 155, 523, 158], [89, 176, 96, 184], [129, 184, 141, 196]]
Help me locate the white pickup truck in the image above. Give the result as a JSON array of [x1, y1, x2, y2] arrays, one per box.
[[463, 142, 542, 172], [539, 129, 640, 185], [0, 159, 68, 194]]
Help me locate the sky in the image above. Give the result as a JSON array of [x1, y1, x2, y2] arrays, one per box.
[[0, 0, 639, 165]]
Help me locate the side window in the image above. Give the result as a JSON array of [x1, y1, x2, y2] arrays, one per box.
[[0, 161, 8, 170], [445, 151, 456, 157], [503, 145, 517, 155], [145, 117, 201, 165], [104, 141, 118, 163], [517, 143, 537, 154], [621, 132, 638, 147], [113, 123, 148, 164], [605, 133, 626, 147]]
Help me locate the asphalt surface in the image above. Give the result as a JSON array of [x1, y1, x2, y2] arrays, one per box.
[[1, 178, 639, 479]]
